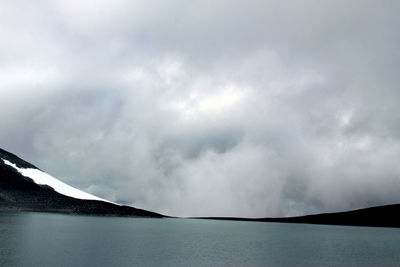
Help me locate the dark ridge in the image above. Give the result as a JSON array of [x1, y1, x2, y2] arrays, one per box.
[[3, 147, 400, 225], [0, 148, 39, 169], [194, 204, 400, 228], [0, 149, 164, 218]]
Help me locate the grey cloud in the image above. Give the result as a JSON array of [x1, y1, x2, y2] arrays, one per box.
[[1, 0, 400, 217]]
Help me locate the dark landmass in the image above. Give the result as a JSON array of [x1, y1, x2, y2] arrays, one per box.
[[195, 204, 400, 228], [0, 148, 164, 218], [2, 147, 400, 226]]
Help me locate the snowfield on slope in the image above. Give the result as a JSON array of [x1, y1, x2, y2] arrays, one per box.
[[2, 159, 113, 203]]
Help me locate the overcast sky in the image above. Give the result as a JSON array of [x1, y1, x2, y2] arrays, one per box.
[[1, 0, 400, 217]]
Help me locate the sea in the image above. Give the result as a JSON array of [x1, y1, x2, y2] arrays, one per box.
[[1, 212, 399, 266]]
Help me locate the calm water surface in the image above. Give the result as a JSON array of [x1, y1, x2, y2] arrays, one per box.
[[1, 212, 400, 266]]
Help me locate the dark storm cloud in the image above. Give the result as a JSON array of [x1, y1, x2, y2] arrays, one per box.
[[1, 0, 400, 216]]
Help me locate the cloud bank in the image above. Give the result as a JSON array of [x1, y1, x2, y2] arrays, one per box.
[[1, 0, 400, 217]]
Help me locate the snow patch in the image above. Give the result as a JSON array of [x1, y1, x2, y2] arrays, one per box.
[[2, 159, 114, 204]]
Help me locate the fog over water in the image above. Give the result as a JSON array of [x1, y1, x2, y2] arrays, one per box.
[[1, 1, 400, 217]]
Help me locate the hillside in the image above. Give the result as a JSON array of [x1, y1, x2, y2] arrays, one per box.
[[0, 148, 164, 218], [198, 204, 400, 228]]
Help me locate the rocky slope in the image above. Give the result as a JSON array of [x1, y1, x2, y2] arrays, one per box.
[[0, 148, 164, 218]]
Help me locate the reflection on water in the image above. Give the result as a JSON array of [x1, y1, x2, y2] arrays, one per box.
[[1, 212, 400, 266]]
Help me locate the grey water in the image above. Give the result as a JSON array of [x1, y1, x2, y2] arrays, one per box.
[[1, 212, 400, 267]]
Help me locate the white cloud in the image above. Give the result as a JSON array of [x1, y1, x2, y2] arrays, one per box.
[[1, 0, 400, 217]]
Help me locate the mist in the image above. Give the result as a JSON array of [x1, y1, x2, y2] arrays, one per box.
[[1, 0, 400, 217]]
